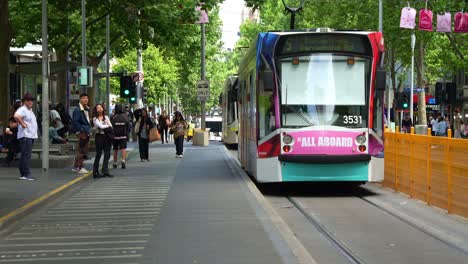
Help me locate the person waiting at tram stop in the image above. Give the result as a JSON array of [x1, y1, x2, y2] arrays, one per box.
[[401, 114, 413, 133], [49, 120, 67, 144], [92, 104, 114, 178], [461, 121, 468, 139], [111, 104, 130, 169], [435, 116, 448, 137]]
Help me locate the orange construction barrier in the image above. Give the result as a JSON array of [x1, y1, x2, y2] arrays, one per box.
[[384, 127, 468, 218]]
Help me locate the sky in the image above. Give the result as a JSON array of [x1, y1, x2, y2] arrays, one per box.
[[219, 0, 246, 50]]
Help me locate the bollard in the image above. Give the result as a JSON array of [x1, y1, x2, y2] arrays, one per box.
[[448, 129, 452, 138], [427, 128, 432, 136], [396, 126, 400, 133], [410, 127, 415, 134]]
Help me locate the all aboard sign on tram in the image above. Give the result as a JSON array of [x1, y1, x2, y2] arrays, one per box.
[[282, 130, 366, 156]]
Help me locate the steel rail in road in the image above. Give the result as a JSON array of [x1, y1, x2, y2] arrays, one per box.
[[288, 197, 365, 264]]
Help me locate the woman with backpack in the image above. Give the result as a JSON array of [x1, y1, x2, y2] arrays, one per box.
[[92, 104, 113, 178]]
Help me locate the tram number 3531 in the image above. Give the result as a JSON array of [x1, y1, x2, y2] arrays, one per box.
[[343, 115, 363, 124]]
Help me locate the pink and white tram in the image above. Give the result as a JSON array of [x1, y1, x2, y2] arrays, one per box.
[[237, 29, 386, 182]]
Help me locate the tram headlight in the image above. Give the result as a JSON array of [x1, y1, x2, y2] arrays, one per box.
[[358, 145, 367, 152], [283, 134, 293, 145], [356, 135, 366, 144]]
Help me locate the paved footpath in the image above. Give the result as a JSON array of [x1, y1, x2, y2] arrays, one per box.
[[0, 142, 138, 230], [0, 142, 298, 264]]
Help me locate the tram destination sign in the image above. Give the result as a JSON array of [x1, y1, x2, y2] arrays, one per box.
[[197, 80, 210, 101]]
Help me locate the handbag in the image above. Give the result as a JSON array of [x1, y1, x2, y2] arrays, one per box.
[[436, 12, 452, 32], [400, 7, 416, 29], [149, 127, 161, 142], [104, 127, 115, 140], [418, 9, 433, 31], [454, 12, 468, 33]]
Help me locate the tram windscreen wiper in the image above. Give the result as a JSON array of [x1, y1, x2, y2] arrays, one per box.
[[283, 105, 315, 127]]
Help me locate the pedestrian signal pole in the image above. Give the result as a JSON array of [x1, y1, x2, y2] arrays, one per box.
[[410, 32, 416, 123], [42, 0, 49, 171], [201, 23, 206, 130]]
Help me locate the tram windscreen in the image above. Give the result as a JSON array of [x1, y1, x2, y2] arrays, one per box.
[[277, 54, 370, 128]]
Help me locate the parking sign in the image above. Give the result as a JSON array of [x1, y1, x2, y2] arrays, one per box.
[[197, 80, 210, 101]]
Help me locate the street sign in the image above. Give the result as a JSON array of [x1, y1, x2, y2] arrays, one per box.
[[131, 71, 144, 82], [197, 80, 210, 101]]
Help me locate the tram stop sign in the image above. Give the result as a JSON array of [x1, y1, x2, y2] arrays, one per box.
[[197, 80, 210, 101]]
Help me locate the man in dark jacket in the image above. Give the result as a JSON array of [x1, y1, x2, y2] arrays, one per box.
[[72, 93, 92, 174], [111, 104, 130, 169]]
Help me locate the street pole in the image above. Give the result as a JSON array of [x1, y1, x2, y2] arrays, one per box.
[[81, 0, 86, 67], [106, 14, 110, 116], [410, 32, 416, 123], [379, 0, 391, 127], [136, 9, 143, 109], [41, 0, 49, 171], [201, 23, 206, 130], [137, 48, 143, 108], [378, 0, 383, 32]]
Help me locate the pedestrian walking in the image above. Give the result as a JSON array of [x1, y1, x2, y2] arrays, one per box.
[[171, 111, 187, 158], [72, 93, 92, 174], [158, 110, 170, 144], [135, 109, 154, 161], [401, 114, 413, 133], [14, 93, 38, 180], [111, 104, 130, 169], [92, 104, 113, 178]]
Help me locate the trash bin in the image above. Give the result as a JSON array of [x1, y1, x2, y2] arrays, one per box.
[[415, 125, 428, 135]]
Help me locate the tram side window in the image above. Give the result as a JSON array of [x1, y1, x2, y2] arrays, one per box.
[[258, 64, 275, 138]]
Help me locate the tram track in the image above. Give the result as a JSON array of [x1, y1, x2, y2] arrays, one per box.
[[259, 183, 468, 264], [287, 196, 365, 264]]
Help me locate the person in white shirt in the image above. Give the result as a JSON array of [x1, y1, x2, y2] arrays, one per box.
[[92, 104, 113, 178], [14, 93, 38, 181]]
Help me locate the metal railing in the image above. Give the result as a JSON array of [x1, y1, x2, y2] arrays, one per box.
[[384, 127, 468, 218]]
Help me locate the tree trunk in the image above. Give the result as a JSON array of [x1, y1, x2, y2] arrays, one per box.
[[417, 40, 427, 126], [389, 47, 400, 130], [55, 49, 68, 106], [0, 0, 13, 125]]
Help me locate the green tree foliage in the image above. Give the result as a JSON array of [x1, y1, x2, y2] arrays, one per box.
[[110, 44, 179, 106], [242, 0, 466, 83]]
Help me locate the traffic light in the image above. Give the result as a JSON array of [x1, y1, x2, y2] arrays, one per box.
[[142, 87, 148, 104], [120, 76, 132, 98], [395, 92, 410, 110], [129, 95, 136, 104]]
